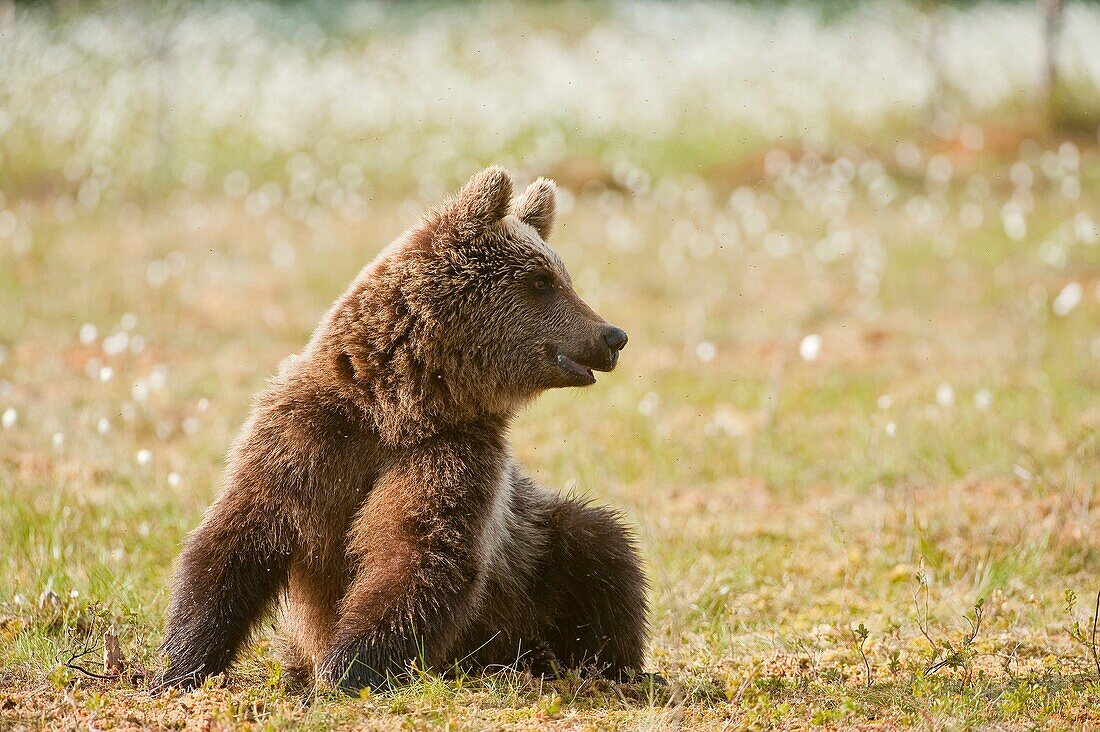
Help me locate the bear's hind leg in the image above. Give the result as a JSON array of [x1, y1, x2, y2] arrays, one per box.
[[536, 497, 649, 680], [452, 630, 561, 679]]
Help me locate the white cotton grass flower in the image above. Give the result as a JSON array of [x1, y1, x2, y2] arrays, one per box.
[[974, 389, 993, 410], [147, 261, 169, 287], [148, 365, 168, 391], [1009, 161, 1033, 189], [1061, 177, 1081, 201], [52, 432, 65, 449], [271, 241, 296, 269], [97, 417, 110, 435], [799, 334, 822, 362], [79, 323, 98, 346], [876, 395, 892, 410], [135, 449, 152, 467], [0, 210, 16, 239], [132, 380, 149, 402], [637, 392, 660, 417], [102, 332, 129, 356], [1039, 240, 1066, 269], [695, 341, 717, 363], [1052, 282, 1082, 316], [224, 170, 251, 198], [959, 202, 983, 230], [84, 358, 103, 380], [936, 383, 955, 408], [959, 124, 984, 151], [895, 141, 922, 172], [1, 407, 16, 429], [1000, 203, 1026, 241], [885, 422, 897, 438], [926, 155, 953, 187], [167, 472, 182, 488], [1074, 214, 1098, 245]]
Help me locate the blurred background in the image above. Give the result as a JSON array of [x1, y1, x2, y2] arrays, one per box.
[[3, 1, 1100, 196], [2, 1, 1100, 727]]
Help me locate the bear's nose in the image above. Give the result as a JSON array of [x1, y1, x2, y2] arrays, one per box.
[[602, 325, 629, 352]]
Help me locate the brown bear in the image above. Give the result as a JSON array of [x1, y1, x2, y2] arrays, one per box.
[[155, 167, 650, 694]]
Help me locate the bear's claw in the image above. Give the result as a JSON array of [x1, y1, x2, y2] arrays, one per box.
[[320, 640, 406, 696]]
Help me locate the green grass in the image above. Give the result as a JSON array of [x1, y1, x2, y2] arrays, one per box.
[[2, 128, 1100, 728]]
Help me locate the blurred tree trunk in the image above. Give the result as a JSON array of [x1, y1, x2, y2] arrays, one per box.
[[0, 0, 14, 34], [152, 6, 179, 188], [920, 0, 945, 127], [1040, 0, 1063, 124]]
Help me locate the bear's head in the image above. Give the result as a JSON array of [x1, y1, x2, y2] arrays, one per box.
[[329, 167, 628, 442]]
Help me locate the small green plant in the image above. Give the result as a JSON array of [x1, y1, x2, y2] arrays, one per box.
[[1064, 589, 1100, 678], [914, 572, 985, 679], [853, 622, 872, 688], [541, 693, 562, 717], [888, 649, 901, 676]]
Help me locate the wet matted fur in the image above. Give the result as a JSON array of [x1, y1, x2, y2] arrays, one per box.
[[155, 167, 648, 695]]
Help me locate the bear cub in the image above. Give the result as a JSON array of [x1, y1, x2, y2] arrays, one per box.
[[156, 167, 649, 694]]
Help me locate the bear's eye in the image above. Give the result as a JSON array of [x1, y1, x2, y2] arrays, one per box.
[[532, 274, 553, 292]]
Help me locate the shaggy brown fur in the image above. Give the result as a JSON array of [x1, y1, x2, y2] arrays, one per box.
[[156, 167, 648, 695]]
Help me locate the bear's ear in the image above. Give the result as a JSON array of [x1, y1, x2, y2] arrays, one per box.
[[511, 178, 557, 239], [446, 166, 514, 240]]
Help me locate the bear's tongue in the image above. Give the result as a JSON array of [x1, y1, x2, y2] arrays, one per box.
[[556, 353, 594, 381]]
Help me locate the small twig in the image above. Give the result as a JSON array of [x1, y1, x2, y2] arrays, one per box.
[[1090, 589, 1100, 678], [58, 644, 119, 681], [993, 642, 1021, 678], [964, 599, 985, 647], [793, 638, 818, 679], [913, 573, 942, 670], [760, 324, 800, 429], [925, 656, 953, 676]]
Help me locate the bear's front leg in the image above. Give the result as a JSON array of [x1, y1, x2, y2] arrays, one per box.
[[319, 430, 507, 695], [318, 547, 451, 693], [157, 481, 294, 691]]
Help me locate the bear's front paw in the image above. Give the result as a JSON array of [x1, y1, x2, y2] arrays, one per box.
[[319, 641, 405, 696], [150, 665, 205, 695], [617, 669, 669, 687], [521, 638, 561, 679]]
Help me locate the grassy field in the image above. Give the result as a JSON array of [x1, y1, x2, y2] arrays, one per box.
[[3, 1, 1100, 730]]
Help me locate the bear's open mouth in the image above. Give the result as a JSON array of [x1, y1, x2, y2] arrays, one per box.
[[556, 351, 618, 385], [556, 353, 597, 384]]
